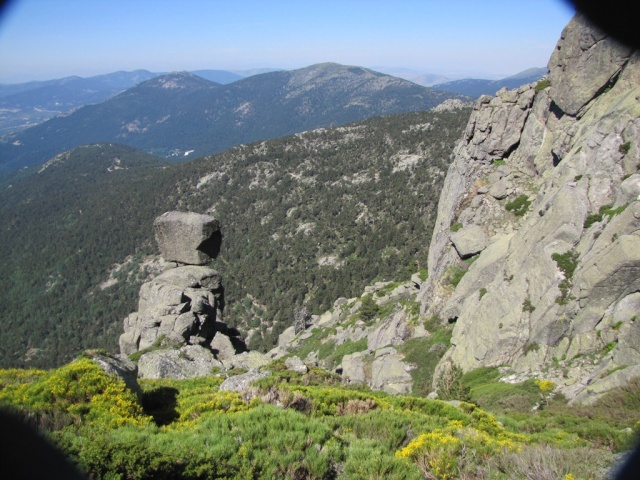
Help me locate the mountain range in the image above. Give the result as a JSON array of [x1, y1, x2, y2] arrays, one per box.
[[0, 64, 545, 150], [0, 69, 271, 137], [0, 63, 469, 174]]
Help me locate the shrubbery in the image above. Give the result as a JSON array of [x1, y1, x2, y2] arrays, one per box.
[[1, 358, 636, 479]]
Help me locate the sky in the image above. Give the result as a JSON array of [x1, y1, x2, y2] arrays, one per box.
[[0, 0, 575, 84]]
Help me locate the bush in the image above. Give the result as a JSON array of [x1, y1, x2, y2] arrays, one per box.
[[437, 364, 470, 401], [505, 194, 532, 217], [358, 294, 380, 321], [619, 141, 631, 155], [552, 250, 579, 304], [583, 203, 628, 228], [534, 78, 551, 93]]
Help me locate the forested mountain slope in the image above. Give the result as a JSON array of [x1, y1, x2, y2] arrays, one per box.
[[0, 106, 470, 367], [0, 63, 468, 173], [0, 70, 160, 136]]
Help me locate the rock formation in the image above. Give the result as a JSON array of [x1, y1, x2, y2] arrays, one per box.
[[119, 211, 265, 379], [418, 13, 640, 403], [269, 279, 422, 395]]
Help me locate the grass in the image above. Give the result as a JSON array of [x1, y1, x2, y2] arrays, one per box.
[[447, 264, 468, 287], [584, 203, 628, 228], [534, 78, 551, 93], [129, 335, 168, 363], [505, 194, 532, 217], [399, 328, 452, 396]]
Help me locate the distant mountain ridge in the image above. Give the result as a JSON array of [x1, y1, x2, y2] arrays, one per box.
[[0, 69, 250, 136], [0, 63, 468, 173], [431, 67, 547, 98]]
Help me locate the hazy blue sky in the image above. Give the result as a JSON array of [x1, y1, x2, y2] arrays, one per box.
[[0, 0, 575, 83]]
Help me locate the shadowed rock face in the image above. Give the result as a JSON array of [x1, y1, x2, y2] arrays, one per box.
[[154, 211, 221, 265], [548, 13, 633, 116]]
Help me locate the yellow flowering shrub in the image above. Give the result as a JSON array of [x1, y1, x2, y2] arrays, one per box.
[[396, 430, 460, 479], [178, 390, 248, 421], [535, 379, 556, 394], [0, 358, 149, 428]]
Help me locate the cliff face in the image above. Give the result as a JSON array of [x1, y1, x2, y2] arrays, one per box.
[[419, 14, 640, 403]]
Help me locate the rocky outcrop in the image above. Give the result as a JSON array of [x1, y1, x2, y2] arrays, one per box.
[[119, 265, 229, 356], [418, 13, 640, 403], [86, 351, 141, 397], [272, 279, 425, 395], [119, 212, 262, 379]]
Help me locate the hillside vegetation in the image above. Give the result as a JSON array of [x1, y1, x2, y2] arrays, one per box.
[[0, 357, 632, 480], [0, 107, 470, 368], [0, 356, 636, 479], [0, 64, 468, 172]]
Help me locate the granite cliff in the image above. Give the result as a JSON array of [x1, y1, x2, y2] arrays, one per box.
[[419, 13, 640, 403]]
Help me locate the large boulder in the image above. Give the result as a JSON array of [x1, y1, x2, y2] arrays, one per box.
[[87, 351, 141, 397], [370, 348, 413, 395], [450, 224, 489, 259], [137, 345, 223, 379], [340, 351, 368, 385], [154, 211, 221, 265], [367, 310, 411, 351], [548, 13, 633, 116]]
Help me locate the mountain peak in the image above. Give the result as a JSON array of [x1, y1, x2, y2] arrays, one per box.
[[141, 71, 217, 90]]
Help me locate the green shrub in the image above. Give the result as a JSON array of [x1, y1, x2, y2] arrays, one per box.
[[522, 299, 536, 313], [523, 342, 540, 355], [552, 250, 579, 304], [552, 250, 578, 279], [447, 264, 468, 287], [584, 203, 628, 228], [1, 356, 636, 479], [534, 78, 551, 93], [450, 222, 463, 232], [619, 141, 631, 155], [505, 194, 532, 217], [437, 364, 470, 401], [358, 294, 380, 321]]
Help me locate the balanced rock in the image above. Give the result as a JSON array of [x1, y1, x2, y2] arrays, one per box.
[[154, 211, 221, 265]]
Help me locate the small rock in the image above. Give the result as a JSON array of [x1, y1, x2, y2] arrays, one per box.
[[285, 356, 308, 373], [219, 370, 270, 393]]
